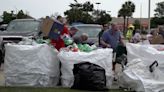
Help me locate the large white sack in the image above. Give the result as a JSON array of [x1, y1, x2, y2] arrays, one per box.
[[126, 43, 164, 71], [119, 59, 164, 92], [58, 49, 113, 88], [118, 43, 164, 92], [138, 40, 150, 45], [4, 44, 60, 87]]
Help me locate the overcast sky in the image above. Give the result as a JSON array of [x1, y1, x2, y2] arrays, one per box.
[[0, 0, 163, 19]]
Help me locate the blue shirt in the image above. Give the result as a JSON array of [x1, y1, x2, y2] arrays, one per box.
[[101, 29, 121, 49]]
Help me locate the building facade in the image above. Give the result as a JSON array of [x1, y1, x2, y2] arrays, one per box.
[[111, 17, 149, 31]]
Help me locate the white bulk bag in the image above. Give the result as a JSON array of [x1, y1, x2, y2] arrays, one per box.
[[126, 43, 164, 71], [119, 59, 164, 92], [118, 43, 164, 92], [58, 49, 113, 88], [4, 44, 59, 87]]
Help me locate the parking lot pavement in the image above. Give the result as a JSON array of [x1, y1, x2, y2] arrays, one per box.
[[0, 70, 5, 86]]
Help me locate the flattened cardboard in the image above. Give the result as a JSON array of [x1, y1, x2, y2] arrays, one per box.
[[41, 18, 54, 36]]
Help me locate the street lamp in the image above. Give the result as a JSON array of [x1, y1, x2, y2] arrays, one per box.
[[140, 3, 142, 30], [107, 11, 111, 13], [95, 2, 101, 20], [148, 0, 151, 31], [95, 2, 101, 10]]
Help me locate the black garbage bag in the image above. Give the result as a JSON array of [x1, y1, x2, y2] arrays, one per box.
[[71, 62, 108, 91], [115, 54, 127, 71], [116, 45, 127, 58]]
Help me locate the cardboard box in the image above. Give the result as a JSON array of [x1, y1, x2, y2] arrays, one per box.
[[40, 17, 64, 40], [40, 18, 54, 36]]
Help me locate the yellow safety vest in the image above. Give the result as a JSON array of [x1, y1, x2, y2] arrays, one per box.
[[126, 29, 133, 39]]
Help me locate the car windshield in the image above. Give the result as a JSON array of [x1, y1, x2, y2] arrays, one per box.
[[7, 20, 40, 32], [75, 26, 101, 38]]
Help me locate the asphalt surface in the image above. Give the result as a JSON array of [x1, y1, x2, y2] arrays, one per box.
[[0, 69, 5, 86]]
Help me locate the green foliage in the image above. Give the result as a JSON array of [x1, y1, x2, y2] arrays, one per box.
[[82, 1, 94, 12], [151, 1, 164, 28], [118, 1, 135, 31], [16, 10, 28, 19], [151, 17, 164, 28], [133, 19, 141, 29], [2, 11, 16, 24], [64, 1, 111, 25], [96, 10, 111, 25], [2, 10, 30, 24], [118, 1, 135, 18], [154, 1, 164, 17]]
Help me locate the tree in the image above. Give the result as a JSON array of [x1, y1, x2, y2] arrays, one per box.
[[2, 11, 16, 24], [65, 1, 111, 25], [16, 10, 28, 19], [65, 1, 95, 24], [154, 1, 164, 17], [96, 10, 112, 25], [118, 1, 135, 32], [64, 1, 95, 24], [151, 17, 164, 28], [118, 8, 127, 33], [133, 19, 141, 29], [82, 1, 94, 12], [64, 7, 84, 23], [125, 1, 135, 27], [151, 2, 164, 28], [2, 10, 32, 24]]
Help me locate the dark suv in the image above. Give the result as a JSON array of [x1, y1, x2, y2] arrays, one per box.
[[0, 19, 42, 65]]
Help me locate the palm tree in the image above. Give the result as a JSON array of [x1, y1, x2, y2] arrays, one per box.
[[118, 8, 127, 34], [118, 1, 135, 33], [124, 1, 135, 29]]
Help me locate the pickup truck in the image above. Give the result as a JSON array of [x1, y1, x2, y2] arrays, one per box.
[[0, 19, 42, 65]]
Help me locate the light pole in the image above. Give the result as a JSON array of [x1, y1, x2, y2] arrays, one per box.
[[95, 2, 101, 10], [148, 0, 151, 31], [140, 3, 142, 30], [107, 11, 111, 14], [95, 2, 101, 21]]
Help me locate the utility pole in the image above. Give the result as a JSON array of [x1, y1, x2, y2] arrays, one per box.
[[95, 2, 101, 20], [140, 3, 142, 30], [95, 2, 101, 11], [15, 6, 18, 19], [148, 0, 151, 31]]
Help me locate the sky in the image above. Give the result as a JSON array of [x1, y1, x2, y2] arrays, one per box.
[[0, 0, 163, 19]]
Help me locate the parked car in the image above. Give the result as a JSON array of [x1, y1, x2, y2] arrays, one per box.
[[0, 19, 42, 64], [0, 24, 8, 31], [71, 24, 102, 45]]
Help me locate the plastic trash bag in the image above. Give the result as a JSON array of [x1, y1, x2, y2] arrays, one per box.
[[18, 37, 37, 45], [71, 62, 108, 91]]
